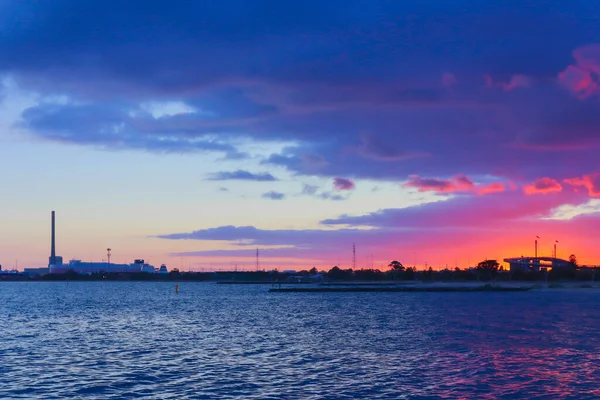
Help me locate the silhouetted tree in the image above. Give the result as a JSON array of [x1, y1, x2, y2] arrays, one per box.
[[327, 266, 353, 280], [569, 254, 578, 267], [476, 259, 500, 280], [309, 267, 318, 275], [404, 267, 415, 280], [388, 260, 405, 271], [388, 260, 404, 280], [354, 269, 384, 281], [440, 268, 452, 281], [328, 266, 341, 278]]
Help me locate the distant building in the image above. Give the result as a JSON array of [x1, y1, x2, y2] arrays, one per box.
[[504, 256, 572, 272], [50, 259, 157, 275], [0, 267, 21, 276], [46, 211, 166, 275], [23, 268, 50, 277], [158, 264, 169, 274]]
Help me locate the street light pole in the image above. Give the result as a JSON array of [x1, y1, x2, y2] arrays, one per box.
[[535, 236, 539, 258], [554, 240, 558, 258]]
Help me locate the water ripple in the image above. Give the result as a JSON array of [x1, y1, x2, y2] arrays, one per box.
[[0, 283, 599, 398]]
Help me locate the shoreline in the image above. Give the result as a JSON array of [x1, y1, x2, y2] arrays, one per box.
[[1, 279, 600, 291]]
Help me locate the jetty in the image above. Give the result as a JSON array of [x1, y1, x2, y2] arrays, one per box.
[[269, 285, 532, 293]]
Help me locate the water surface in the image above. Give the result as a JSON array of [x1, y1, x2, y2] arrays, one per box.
[[0, 282, 598, 399]]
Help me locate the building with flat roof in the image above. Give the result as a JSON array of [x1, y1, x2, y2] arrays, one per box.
[[504, 256, 572, 272], [47, 211, 166, 275]]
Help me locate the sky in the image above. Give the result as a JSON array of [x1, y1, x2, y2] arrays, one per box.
[[2, 0, 600, 271]]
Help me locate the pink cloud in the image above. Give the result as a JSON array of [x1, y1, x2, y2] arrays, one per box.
[[558, 65, 598, 99], [333, 177, 355, 191], [405, 174, 504, 196], [564, 173, 600, 197], [558, 43, 600, 99], [483, 74, 531, 91], [524, 177, 563, 195], [405, 174, 474, 193], [324, 190, 580, 229], [477, 182, 505, 195]]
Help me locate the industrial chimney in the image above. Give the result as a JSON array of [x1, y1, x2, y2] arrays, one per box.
[[49, 210, 56, 266]]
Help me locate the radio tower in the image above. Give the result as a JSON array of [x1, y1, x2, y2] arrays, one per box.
[[352, 243, 356, 270], [256, 248, 259, 271]]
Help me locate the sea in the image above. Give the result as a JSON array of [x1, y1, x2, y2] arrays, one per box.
[[0, 282, 599, 399]]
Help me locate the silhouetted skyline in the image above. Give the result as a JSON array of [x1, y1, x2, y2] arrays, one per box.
[[1, 1, 600, 270]]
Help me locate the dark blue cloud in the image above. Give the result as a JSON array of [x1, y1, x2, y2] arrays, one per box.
[[297, 183, 347, 201], [2, 0, 597, 94], [3, 0, 600, 184], [207, 170, 278, 181], [19, 102, 245, 155], [319, 192, 346, 201]]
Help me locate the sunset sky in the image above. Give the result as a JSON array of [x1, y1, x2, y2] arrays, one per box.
[[2, 1, 600, 271]]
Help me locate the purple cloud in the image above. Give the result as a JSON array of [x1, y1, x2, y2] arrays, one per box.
[[156, 189, 600, 265], [2, 1, 600, 204], [558, 44, 600, 99], [333, 177, 355, 191]]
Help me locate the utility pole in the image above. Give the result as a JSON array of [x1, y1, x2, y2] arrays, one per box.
[[352, 243, 356, 270]]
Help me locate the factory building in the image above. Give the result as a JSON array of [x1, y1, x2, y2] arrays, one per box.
[[48, 211, 167, 275]]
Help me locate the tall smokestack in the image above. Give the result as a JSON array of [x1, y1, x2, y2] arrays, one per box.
[[50, 211, 56, 265]]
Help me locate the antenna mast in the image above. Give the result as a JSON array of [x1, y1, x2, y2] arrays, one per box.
[[352, 243, 356, 270], [256, 248, 259, 271]]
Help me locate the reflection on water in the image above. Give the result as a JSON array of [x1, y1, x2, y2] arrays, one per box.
[[0, 282, 599, 399]]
